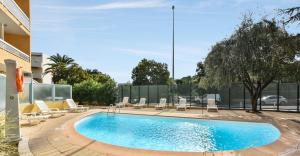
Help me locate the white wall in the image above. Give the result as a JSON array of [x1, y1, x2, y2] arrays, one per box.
[[31, 53, 53, 84], [41, 54, 53, 84]]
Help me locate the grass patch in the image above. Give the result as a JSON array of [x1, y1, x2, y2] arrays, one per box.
[[0, 112, 18, 155]]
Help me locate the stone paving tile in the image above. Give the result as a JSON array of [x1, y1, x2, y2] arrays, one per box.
[[34, 149, 60, 155], [37, 152, 64, 156], [59, 146, 82, 155], [21, 108, 300, 156], [70, 149, 99, 156], [54, 145, 77, 153], [30, 147, 53, 152]]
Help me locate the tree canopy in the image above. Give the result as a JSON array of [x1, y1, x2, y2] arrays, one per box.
[[132, 59, 170, 85], [45, 53, 114, 85], [279, 7, 300, 25], [175, 76, 193, 85], [45, 53, 76, 83], [45, 53, 117, 105], [194, 61, 205, 83], [204, 17, 300, 112]]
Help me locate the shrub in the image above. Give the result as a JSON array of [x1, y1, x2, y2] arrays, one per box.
[[73, 79, 117, 105], [97, 79, 117, 105], [73, 79, 99, 104]]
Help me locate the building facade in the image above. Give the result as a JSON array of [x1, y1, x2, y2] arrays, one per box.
[[31, 52, 52, 84], [0, 0, 31, 75]]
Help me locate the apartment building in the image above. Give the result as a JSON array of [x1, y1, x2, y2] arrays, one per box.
[[31, 52, 52, 84], [0, 0, 31, 75]]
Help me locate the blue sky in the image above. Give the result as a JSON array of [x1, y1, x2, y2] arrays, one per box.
[[31, 0, 299, 83]]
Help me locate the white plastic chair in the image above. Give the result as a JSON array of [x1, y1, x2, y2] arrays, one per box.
[[35, 100, 67, 117], [66, 99, 89, 112], [155, 98, 167, 110], [133, 98, 146, 109], [116, 97, 129, 108], [176, 98, 187, 111]]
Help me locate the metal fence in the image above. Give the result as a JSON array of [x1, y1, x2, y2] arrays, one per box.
[[118, 82, 300, 112]]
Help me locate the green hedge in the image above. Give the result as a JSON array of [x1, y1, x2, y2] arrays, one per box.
[[73, 79, 117, 105]]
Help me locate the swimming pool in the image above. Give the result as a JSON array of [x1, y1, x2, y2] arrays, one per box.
[[75, 113, 280, 152]]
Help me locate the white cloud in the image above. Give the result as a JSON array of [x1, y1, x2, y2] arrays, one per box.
[[88, 0, 168, 10], [33, 0, 168, 11]]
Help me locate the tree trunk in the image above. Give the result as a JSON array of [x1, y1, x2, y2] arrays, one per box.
[[251, 96, 258, 112]]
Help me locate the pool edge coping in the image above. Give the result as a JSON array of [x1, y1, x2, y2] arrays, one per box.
[[62, 110, 299, 156]]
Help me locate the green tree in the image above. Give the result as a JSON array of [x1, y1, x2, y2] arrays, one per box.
[[73, 80, 99, 104], [66, 65, 90, 85], [73, 79, 116, 105], [195, 62, 205, 83], [204, 17, 299, 112], [279, 7, 300, 25], [132, 59, 170, 85], [86, 69, 111, 84], [45, 53, 76, 83], [176, 76, 192, 85]]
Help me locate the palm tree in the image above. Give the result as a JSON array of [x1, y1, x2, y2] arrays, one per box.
[[45, 53, 76, 83]]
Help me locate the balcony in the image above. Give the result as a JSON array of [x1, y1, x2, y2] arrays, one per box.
[[0, 0, 30, 31], [0, 38, 30, 62], [32, 72, 42, 79], [31, 59, 42, 68]]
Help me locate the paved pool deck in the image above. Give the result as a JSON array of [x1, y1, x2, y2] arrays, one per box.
[[21, 108, 300, 156]]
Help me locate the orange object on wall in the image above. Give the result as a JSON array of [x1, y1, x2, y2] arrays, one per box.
[[16, 68, 24, 92]]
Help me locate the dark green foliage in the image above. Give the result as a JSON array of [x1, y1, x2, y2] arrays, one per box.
[[279, 7, 300, 25], [73, 79, 117, 105], [45, 53, 76, 83], [176, 76, 192, 85], [132, 59, 170, 85], [46, 54, 117, 105], [66, 65, 90, 85], [195, 62, 205, 83], [204, 17, 300, 112], [86, 69, 111, 84]]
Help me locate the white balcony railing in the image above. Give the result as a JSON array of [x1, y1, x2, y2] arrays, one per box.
[[0, 0, 30, 31], [0, 39, 30, 62]]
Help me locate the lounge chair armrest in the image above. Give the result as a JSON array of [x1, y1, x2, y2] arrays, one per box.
[[23, 112, 37, 116], [77, 105, 85, 107]]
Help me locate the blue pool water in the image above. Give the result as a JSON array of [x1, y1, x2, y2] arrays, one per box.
[[75, 113, 280, 152]]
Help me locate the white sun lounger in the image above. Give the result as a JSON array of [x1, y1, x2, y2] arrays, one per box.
[[66, 99, 89, 112], [116, 97, 129, 108], [155, 98, 167, 110], [176, 98, 187, 111], [207, 99, 218, 112], [133, 98, 146, 109], [20, 113, 50, 125], [35, 100, 67, 118]]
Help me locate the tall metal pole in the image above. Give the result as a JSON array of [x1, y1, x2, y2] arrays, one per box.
[[172, 5, 175, 106]]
